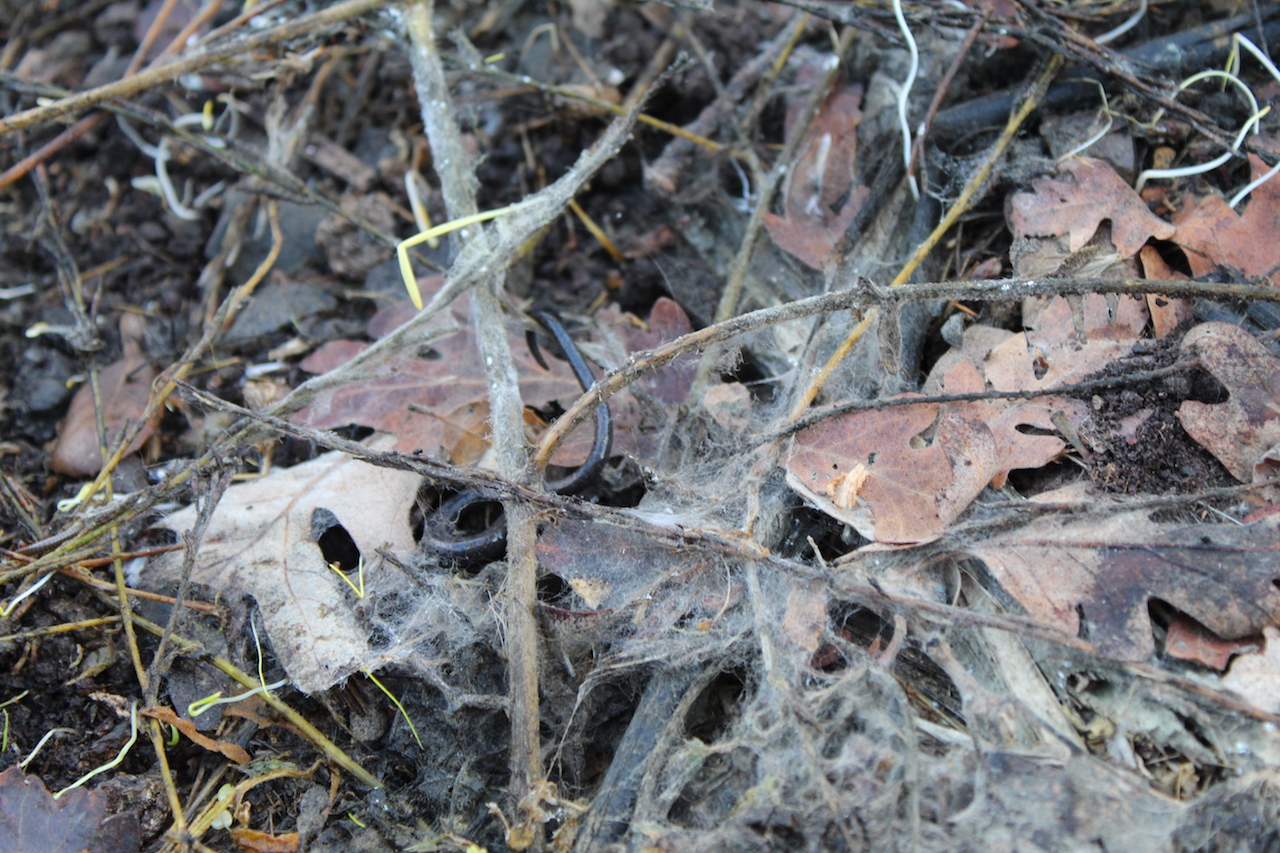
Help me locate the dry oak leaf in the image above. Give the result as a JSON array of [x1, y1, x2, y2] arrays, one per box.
[[762, 81, 870, 269], [1173, 154, 1280, 283], [787, 295, 1145, 544], [295, 278, 589, 466], [786, 396, 1000, 545], [1007, 157, 1175, 257], [142, 436, 421, 693], [1177, 322, 1280, 485], [968, 511, 1280, 661]]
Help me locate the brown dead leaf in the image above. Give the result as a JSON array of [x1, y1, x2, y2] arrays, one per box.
[[763, 81, 870, 270], [141, 706, 251, 764], [1137, 246, 1193, 338], [535, 519, 710, 612], [295, 277, 590, 467], [1176, 322, 1280, 485], [969, 511, 1280, 661], [787, 295, 1142, 544], [590, 297, 716, 460], [787, 398, 997, 544], [1173, 154, 1280, 283], [0, 765, 139, 853], [142, 436, 421, 693], [1007, 157, 1175, 257], [50, 313, 158, 477], [783, 581, 828, 653]]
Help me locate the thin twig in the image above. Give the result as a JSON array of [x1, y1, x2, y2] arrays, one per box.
[[0, 0, 389, 135]]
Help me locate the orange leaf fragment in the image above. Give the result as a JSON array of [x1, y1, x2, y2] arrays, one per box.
[[141, 705, 251, 764], [230, 828, 299, 853], [1163, 612, 1260, 671]]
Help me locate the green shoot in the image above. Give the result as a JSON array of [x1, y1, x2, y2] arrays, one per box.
[[365, 670, 423, 749]]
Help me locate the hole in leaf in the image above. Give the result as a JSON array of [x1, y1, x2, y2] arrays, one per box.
[[312, 508, 361, 572]]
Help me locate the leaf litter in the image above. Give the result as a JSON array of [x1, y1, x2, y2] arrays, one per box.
[[13, 2, 1280, 851]]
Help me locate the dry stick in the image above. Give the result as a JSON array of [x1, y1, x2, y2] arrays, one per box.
[[531, 271, 1280, 473], [0, 0, 181, 188], [789, 54, 1066, 419], [2, 267, 1261, 593], [457, 58, 722, 154], [0, 114, 105, 191], [713, 18, 843, 327], [404, 0, 543, 820], [0, 0, 389, 136], [0, 70, 401, 253], [687, 23, 855, 401]]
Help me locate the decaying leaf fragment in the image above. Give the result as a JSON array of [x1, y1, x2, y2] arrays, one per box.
[[968, 511, 1280, 661], [1223, 626, 1280, 714], [1007, 156, 1175, 257], [295, 279, 585, 465], [0, 766, 139, 853], [1177, 322, 1280, 486], [536, 519, 714, 613]]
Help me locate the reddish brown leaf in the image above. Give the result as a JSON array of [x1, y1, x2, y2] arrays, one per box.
[[786, 398, 992, 544], [1177, 322, 1280, 484], [763, 81, 869, 270], [1007, 157, 1175, 257], [1137, 245, 1194, 338], [969, 512, 1280, 661], [787, 296, 1144, 544], [0, 766, 139, 853], [1173, 154, 1280, 283], [50, 314, 158, 477], [294, 277, 588, 465], [1163, 612, 1260, 671]]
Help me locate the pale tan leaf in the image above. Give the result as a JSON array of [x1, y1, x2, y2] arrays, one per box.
[[142, 436, 421, 693]]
